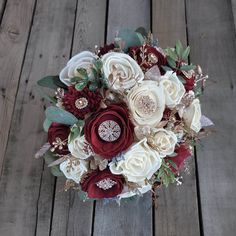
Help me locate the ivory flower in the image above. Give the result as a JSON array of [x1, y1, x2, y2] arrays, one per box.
[[127, 80, 165, 127], [183, 98, 202, 132], [118, 184, 152, 199], [68, 135, 93, 159], [160, 71, 185, 108], [59, 51, 97, 86], [149, 128, 177, 158], [60, 159, 88, 183], [109, 138, 162, 185], [101, 52, 144, 91]]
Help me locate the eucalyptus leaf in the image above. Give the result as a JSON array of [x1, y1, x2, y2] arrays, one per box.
[[37, 75, 67, 89], [167, 57, 177, 68], [176, 40, 183, 57], [50, 165, 64, 177], [43, 118, 52, 132], [135, 27, 148, 37], [118, 29, 144, 52], [165, 48, 178, 61], [75, 80, 87, 91], [182, 46, 190, 61], [45, 106, 78, 125], [180, 64, 196, 71]]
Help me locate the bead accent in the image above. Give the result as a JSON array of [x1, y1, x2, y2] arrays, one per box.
[[96, 178, 117, 190], [75, 97, 88, 110], [98, 120, 121, 142], [137, 95, 156, 114]]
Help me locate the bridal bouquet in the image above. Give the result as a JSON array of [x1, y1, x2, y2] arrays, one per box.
[[36, 28, 212, 201]]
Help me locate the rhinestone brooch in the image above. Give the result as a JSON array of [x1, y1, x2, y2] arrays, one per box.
[[75, 97, 88, 110], [98, 120, 121, 142], [96, 178, 117, 190]]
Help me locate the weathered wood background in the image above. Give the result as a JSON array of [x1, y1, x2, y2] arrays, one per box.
[[0, 0, 236, 235]]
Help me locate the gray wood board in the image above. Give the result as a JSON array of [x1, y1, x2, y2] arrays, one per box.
[[0, 0, 6, 21], [152, 1, 201, 235], [0, 0, 77, 235], [186, 0, 236, 235], [106, 0, 151, 43], [50, 0, 107, 235], [0, 0, 36, 177], [93, 0, 152, 236]]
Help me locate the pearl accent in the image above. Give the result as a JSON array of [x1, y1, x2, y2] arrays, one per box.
[[75, 97, 88, 109]]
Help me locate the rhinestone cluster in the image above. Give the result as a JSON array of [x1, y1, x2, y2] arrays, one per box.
[[137, 95, 156, 114], [98, 120, 121, 142], [96, 178, 117, 190], [75, 97, 88, 110]]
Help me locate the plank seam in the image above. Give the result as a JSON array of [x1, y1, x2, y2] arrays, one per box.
[[229, 0, 236, 43], [70, 0, 79, 57], [0, 0, 7, 24], [184, 1, 204, 235], [90, 200, 96, 236], [104, 0, 109, 44], [0, 0, 38, 179]]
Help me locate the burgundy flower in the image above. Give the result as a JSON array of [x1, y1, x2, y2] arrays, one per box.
[[84, 103, 134, 159], [62, 86, 102, 119], [98, 43, 115, 56], [81, 169, 124, 198], [129, 45, 167, 71], [167, 145, 191, 173], [48, 122, 70, 155]]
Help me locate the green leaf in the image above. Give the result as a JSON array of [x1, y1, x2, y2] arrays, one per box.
[[135, 27, 148, 38], [167, 57, 177, 68], [51, 165, 64, 177], [45, 106, 78, 125], [75, 80, 87, 91], [165, 48, 178, 61], [176, 40, 183, 57], [76, 68, 87, 77], [70, 77, 83, 83], [37, 76, 67, 90], [182, 46, 190, 61], [43, 118, 52, 132], [93, 59, 103, 70], [157, 161, 176, 187], [180, 64, 196, 71], [35, 87, 57, 104], [118, 29, 144, 52], [89, 83, 98, 91], [161, 65, 173, 72]]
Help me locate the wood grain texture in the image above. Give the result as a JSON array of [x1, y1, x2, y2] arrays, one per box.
[[0, 0, 7, 21], [0, 0, 36, 177], [0, 0, 76, 235], [152, 1, 201, 235], [231, 0, 236, 28], [106, 0, 150, 43], [186, 0, 236, 235], [94, 193, 152, 236], [50, 1, 107, 235], [93, 1, 152, 235]]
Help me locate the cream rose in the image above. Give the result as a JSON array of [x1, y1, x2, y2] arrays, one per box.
[[149, 128, 177, 158], [183, 98, 202, 133], [118, 184, 152, 199], [101, 52, 144, 91], [60, 159, 88, 183], [109, 138, 162, 185], [160, 71, 185, 108], [127, 80, 165, 127], [68, 135, 93, 159], [59, 51, 97, 86]]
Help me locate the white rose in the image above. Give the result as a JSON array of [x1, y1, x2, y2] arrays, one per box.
[[118, 184, 152, 199], [59, 51, 97, 86], [160, 71, 185, 108], [183, 98, 202, 132], [101, 52, 144, 91], [68, 135, 93, 159], [127, 80, 165, 127], [150, 128, 177, 158], [109, 138, 162, 185], [60, 159, 88, 183]]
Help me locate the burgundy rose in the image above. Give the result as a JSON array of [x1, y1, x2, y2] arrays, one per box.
[[98, 43, 115, 56], [62, 86, 102, 119], [167, 145, 191, 173], [84, 103, 134, 159], [81, 169, 124, 198], [48, 122, 70, 155], [129, 45, 167, 71]]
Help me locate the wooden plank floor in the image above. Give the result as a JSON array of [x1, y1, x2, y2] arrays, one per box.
[[0, 0, 235, 235]]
